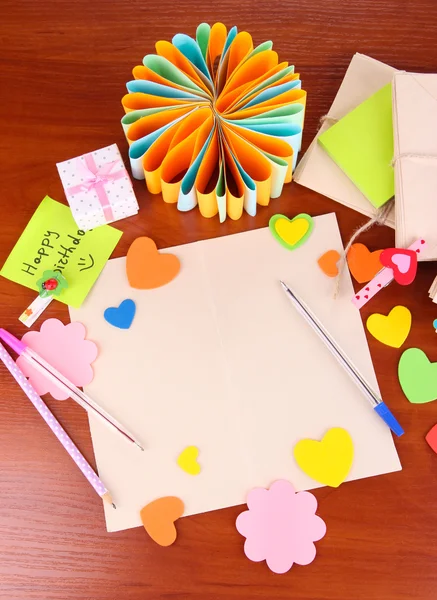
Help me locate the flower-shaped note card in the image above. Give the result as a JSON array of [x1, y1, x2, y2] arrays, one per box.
[[236, 480, 326, 574], [121, 22, 306, 222], [57, 144, 139, 231]]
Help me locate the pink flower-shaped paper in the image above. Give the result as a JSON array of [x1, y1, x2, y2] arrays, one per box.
[[236, 479, 326, 574], [16, 319, 98, 400]]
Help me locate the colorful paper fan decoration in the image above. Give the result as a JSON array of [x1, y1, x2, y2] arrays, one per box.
[[121, 23, 306, 222]]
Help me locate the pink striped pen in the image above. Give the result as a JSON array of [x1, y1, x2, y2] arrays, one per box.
[[0, 341, 115, 508], [0, 327, 144, 451]]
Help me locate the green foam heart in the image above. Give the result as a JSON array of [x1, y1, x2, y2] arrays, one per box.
[[269, 213, 314, 251], [398, 348, 437, 404]]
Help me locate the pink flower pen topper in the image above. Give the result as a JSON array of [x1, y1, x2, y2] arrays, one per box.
[[236, 480, 326, 574]]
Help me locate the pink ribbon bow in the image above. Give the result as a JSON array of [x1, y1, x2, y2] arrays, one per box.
[[67, 153, 126, 223]]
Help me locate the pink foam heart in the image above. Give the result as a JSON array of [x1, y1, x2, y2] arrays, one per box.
[[391, 253, 411, 274]]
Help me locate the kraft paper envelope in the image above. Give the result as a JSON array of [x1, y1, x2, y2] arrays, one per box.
[[70, 214, 401, 533], [393, 72, 437, 260], [294, 53, 396, 226]]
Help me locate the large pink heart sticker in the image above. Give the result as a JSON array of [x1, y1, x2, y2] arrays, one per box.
[[380, 247, 418, 285]]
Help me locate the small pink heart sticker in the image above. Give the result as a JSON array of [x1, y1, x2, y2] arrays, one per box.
[[391, 253, 411, 274]]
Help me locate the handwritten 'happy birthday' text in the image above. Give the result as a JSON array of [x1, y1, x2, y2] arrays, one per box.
[[21, 230, 87, 276]]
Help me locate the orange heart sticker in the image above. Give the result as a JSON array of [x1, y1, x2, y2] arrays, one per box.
[[317, 250, 341, 277], [346, 243, 384, 283], [140, 496, 184, 546], [126, 237, 180, 289]]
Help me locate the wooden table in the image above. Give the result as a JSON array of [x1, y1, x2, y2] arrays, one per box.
[[1, 1, 437, 598]]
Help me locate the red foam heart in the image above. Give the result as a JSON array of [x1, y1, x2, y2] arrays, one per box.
[[425, 424, 437, 454], [380, 248, 418, 285]]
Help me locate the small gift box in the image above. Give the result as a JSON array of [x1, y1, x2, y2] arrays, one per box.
[[57, 144, 138, 231]]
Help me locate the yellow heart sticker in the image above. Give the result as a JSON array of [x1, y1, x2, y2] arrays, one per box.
[[366, 305, 412, 348], [293, 428, 354, 487], [177, 446, 201, 475], [269, 213, 314, 250], [276, 218, 309, 246]]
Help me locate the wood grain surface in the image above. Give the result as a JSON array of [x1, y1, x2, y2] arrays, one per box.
[[1, 1, 437, 598]]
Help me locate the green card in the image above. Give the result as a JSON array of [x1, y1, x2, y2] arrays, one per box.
[[318, 84, 394, 208], [1, 196, 122, 308]]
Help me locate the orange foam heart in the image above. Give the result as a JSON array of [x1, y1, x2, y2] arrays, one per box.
[[140, 496, 184, 546], [126, 237, 180, 289], [426, 424, 437, 454], [347, 243, 384, 283], [317, 250, 341, 277]]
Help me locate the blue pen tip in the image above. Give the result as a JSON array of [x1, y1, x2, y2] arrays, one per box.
[[374, 402, 404, 437]]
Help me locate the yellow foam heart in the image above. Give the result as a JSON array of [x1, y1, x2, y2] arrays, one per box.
[[366, 305, 411, 348], [275, 218, 309, 247], [293, 428, 354, 488], [177, 446, 201, 475]]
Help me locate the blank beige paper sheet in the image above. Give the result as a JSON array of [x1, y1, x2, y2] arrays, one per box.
[[70, 214, 401, 533]]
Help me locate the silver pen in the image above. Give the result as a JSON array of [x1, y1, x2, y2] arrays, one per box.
[[280, 281, 403, 436]]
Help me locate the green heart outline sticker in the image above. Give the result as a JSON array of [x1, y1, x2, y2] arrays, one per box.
[[269, 213, 314, 251], [398, 347, 437, 404]]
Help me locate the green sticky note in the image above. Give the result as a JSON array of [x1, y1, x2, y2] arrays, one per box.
[[0, 196, 122, 308], [318, 84, 394, 208]]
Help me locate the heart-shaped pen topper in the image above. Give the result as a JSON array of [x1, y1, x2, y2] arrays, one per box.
[[380, 247, 418, 285]]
